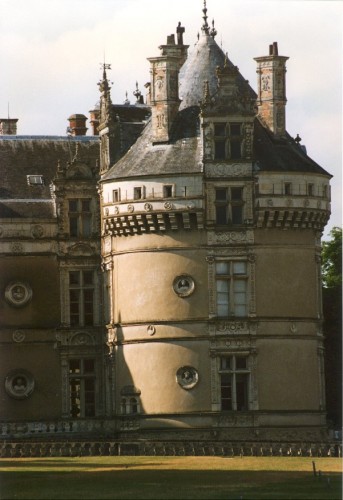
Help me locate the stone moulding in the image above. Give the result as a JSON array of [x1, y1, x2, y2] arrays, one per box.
[[205, 163, 253, 178]]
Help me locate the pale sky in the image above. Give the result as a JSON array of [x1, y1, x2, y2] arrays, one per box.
[[0, 0, 341, 237]]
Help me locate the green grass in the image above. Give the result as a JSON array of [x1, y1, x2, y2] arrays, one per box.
[[0, 456, 341, 499]]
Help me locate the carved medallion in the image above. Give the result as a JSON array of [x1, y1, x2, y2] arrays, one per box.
[[173, 275, 195, 297], [5, 370, 35, 400], [176, 366, 199, 390], [5, 282, 32, 308]]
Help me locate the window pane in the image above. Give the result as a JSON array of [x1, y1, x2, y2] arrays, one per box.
[[69, 360, 81, 374], [215, 188, 227, 201], [221, 357, 232, 370], [84, 359, 95, 373], [113, 190, 119, 202], [236, 374, 248, 411], [69, 200, 78, 212], [231, 187, 243, 200], [230, 123, 241, 136], [236, 357, 247, 370], [233, 280, 246, 292], [214, 123, 226, 136], [230, 140, 241, 159], [163, 185, 173, 198], [233, 262, 246, 275], [234, 304, 246, 317], [214, 141, 226, 160], [134, 187, 142, 200], [232, 205, 243, 225], [83, 271, 93, 286], [70, 379, 81, 418], [82, 214, 92, 237], [216, 262, 229, 275], [216, 280, 229, 293], [69, 271, 80, 285], [216, 205, 227, 224], [69, 216, 78, 237], [82, 199, 91, 212]]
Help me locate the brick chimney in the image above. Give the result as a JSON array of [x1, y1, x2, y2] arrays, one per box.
[[89, 106, 100, 135], [148, 23, 188, 144], [0, 118, 18, 135], [67, 114, 88, 136], [254, 42, 289, 136]]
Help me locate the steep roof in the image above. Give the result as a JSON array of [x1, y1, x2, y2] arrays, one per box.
[[179, 33, 256, 110], [102, 106, 202, 181], [254, 119, 331, 177], [0, 136, 99, 218]]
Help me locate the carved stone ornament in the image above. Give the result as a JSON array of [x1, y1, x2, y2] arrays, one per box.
[[172, 275, 195, 297], [144, 203, 153, 212], [5, 369, 35, 400], [127, 205, 134, 213], [5, 282, 32, 308], [164, 202, 173, 210], [176, 366, 199, 390], [12, 330, 26, 343], [31, 225, 44, 238], [11, 242, 24, 253], [147, 325, 156, 336]]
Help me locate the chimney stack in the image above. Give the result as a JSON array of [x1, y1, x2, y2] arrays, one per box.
[[0, 118, 18, 135], [89, 106, 100, 135], [254, 43, 289, 136], [148, 23, 188, 144], [67, 114, 88, 136]]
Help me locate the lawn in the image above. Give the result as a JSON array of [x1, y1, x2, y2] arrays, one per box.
[[0, 456, 341, 499]]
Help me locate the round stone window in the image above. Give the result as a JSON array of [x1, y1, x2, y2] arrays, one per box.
[[4, 282, 32, 307], [172, 275, 195, 298], [176, 366, 199, 390], [5, 370, 35, 400]]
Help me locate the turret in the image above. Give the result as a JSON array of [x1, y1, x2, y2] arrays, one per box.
[[148, 24, 188, 143], [254, 42, 289, 136]]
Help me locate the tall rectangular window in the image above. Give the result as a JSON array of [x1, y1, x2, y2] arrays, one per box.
[[69, 271, 94, 326], [215, 187, 244, 225], [68, 199, 92, 237], [216, 261, 247, 317], [219, 355, 250, 411], [69, 358, 96, 418], [213, 122, 243, 160]]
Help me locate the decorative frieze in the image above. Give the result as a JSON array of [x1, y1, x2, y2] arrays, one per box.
[[208, 230, 254, 245], [205, 163, 252, 178]]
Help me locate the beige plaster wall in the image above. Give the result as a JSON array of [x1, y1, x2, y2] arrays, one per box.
[[255, 245, 317, 318], [116, 340, 211, 414], [256, 338, 320, 410], [0, 344, 62, 420], [114, 248, 208, 324]]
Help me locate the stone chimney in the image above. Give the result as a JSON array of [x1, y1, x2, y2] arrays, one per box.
[[254, 42, 289, 136], [148, 23, 188, 144], [0, 118, 18, 135], [89, 106, 100, 136], [67, 114, 88, 136]]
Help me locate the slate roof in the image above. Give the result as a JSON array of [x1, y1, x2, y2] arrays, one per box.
[[253, 119, 331, 177], [102, 106, 202, 181], [179, 33, 256, 110], [0, 136, 100, 218]]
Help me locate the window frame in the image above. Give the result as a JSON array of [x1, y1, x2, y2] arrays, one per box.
[[68, 198, 93, 238], [215, 186, 244, 226], [68, 270, 95, 327], [68, 358, 96, 418], [219, 354, 251, 411], [213, 122, 243, 160], [215, 260, 248, 318]]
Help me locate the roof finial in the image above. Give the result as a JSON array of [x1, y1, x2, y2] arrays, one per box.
[[210, 18, 217, 39], [202, 0, 210, 35]]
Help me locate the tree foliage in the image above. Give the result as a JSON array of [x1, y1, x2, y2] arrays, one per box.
[[321, 226, 342, 288]]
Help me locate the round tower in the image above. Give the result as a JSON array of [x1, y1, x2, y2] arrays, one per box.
[[99, 4, 331, 445]]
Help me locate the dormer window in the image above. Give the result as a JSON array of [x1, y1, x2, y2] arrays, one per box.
[[163, 185, 173, 198], [215, 187, 244, 225], [68, 198, 92, 238], [133, 187, 143, 200], [284, 183, 292, 195], [213, 122, 243, 160], [27, 175, 44, 186]]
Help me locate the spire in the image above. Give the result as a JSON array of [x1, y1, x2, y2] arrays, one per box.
[[98, 62, 112, 93], [210, 19, 217, 39], [201, 0, 210, 35]]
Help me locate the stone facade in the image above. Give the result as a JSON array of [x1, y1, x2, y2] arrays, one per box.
[[0, 3, 336, 451]]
